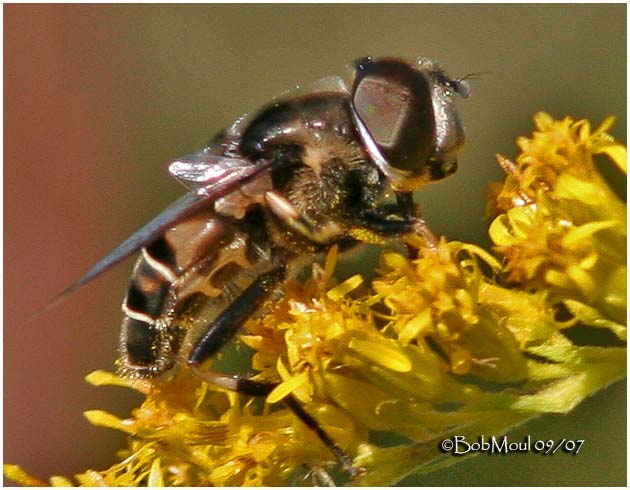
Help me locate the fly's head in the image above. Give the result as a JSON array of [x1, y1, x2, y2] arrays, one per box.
[[350, 56, 469, 192]]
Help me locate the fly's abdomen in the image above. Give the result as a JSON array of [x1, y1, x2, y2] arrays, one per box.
[[118, 210, 238, 378], [119, 251, 177, 377]]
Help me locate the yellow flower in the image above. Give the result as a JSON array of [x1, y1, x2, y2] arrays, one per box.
[[5, 114, 626, 486], [489, 113, 627, 328]]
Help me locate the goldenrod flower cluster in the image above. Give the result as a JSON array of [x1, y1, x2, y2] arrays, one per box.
[[5, 114, 626, 486], [488, 113, 626, 329]]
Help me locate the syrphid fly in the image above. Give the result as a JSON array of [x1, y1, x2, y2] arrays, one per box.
[[55, 56, 469, 476]]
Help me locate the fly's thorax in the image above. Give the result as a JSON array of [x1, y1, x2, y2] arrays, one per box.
[[238, 92, 357, 158]]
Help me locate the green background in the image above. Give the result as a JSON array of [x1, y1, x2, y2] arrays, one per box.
[[4, 4, 626, 486]]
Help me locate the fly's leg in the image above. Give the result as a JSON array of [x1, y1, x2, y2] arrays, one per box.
[[284, 395, 363, 478], [188, 267, 285, 364], [394, 191, 416, 221], [265, 189, 435, 248], [265, 190, 343, 244], [191, 368, 361, 478], [187, 266, 362, 478], [395, 190, 438, 254], [356, 206, 437, 252]]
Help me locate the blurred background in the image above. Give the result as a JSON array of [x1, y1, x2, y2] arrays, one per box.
[[4, 4, 626, 486]]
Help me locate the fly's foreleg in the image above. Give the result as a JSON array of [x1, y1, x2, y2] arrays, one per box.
[[265, 189, 435, 250], [394, 190, 437, 253], [394, 191, 416, 220], [187, 265, 361, 477], [356, 191, 437, 252]]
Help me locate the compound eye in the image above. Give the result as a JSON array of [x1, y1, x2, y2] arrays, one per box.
[[351, 58, 435, 173], [354, 73, 411, 149]]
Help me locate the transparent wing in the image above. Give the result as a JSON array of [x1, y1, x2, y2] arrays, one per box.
[[41, 157, 272, 313], [168, 150, 256, 190], [273, 75, 350, 102], [41, 73, 351, 313]]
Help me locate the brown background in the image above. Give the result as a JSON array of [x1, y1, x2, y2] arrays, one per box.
[[4, 4, 626, 485]]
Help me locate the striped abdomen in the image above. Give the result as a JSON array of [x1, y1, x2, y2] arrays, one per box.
[[118, 209, 253, 378]]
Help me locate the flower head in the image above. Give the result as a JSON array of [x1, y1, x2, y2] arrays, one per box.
[[5, 114, 626, 486], [488, 113, 627, 328]]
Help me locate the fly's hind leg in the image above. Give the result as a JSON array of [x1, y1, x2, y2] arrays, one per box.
[[187, 265, 362, 478], [192, 369, 361, 478]]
